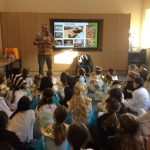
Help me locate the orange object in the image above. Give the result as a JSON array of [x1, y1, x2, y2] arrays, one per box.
[[5, 48, 19, 59]]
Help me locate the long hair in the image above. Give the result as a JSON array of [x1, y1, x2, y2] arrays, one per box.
[[117, 135, 145, 150], [117, 113, 145, 150], [101, 112, 120, 131], [10, 96, 30, 119], [53, 106, 68, 145], [37, 88, 54, 110], [39, 76, 53, 91], [68, 83, 90, 124]]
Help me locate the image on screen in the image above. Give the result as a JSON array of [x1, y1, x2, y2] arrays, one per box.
[[50, 19, 103, 50]]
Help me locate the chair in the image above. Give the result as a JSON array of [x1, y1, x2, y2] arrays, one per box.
[[5, 48, 19, 59]]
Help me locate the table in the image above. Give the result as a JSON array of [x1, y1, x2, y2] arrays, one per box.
[[0, 58, 21, 78]]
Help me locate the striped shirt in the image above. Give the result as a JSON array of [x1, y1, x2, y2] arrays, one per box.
[[12, 74, 25, 90]]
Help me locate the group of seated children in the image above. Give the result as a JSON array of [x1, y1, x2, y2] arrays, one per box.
[[0, 63, 150, 150]]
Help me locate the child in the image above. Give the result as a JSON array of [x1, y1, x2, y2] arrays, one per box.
[[67, 123, 91, 150], [68, 83, 93, 125], [41, 106, 69, 150], [77, 68, 87, 85], [122, 71, 136, 99], [108, 68, 118, 81]]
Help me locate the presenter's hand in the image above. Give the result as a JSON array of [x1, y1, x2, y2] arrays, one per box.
[[50, 42, 55, 46]]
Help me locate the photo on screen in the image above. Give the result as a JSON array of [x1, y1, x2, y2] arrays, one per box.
[[55, 40, 64, 46], [64, 26, 84, 38], [55, 32, 63, 38], [74, 39, 84, 47], [64, 39, 73, 46], [54, 25, 63, 31]]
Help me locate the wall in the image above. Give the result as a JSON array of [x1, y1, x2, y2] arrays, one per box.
[[0, 0, 8, 56], [141, 0, 150, 48], [0, 0, 142, 73], [6, 0, 142, 47], [0, 0, 8, 11], [141, 0, 150, 68], [0, 12, 130, 74]]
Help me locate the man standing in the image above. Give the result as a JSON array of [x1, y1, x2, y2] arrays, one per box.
[[34, 24, 54, 76]]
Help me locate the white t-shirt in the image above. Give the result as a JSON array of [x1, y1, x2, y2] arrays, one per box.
[[0, 97, 13, 117], [8, 110, 35, 142], [124, 87, 150, 114]]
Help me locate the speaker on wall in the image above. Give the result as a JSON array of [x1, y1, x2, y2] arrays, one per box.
[[139, 49, 147, 65], [128, 49, 147, 66], [128, 52, 140, 65]]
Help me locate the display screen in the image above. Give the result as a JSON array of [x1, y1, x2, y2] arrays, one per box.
[[50, 19, 103, 51]]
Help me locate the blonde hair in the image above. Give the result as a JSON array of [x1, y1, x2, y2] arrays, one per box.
[[68, 83, 91, 124]]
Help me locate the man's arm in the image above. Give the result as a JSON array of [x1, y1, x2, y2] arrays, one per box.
[[33, 33, 42, 45], [49, 33, 55, 46]]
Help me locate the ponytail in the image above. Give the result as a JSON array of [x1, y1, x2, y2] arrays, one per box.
[[53, 123, 67, 145]]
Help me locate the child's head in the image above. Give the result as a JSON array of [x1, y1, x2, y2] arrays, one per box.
[[10, 96, 31, 119], [37, 88, 54, 110], [128, 64, 137, 72], [74, 82, 87, 95], [109, 88, 122, 102], [99, 112, 120, 134], [67, 75, 77, 87], [119, 113, 139, 134], [17, 96, 30, 112], [108, 68, 116, 76], [127, 71, 138, 81], [34, 74, 41, 86], [60, 72, 69, 86], [133, 77, 144, 89], [67, 123, 89, 150], [47, 69, 53, 77], [111, 80, 121, 88], [103, 74, 112, 84], [19, 80, 27, 89], [95, 66, 102, 75], [106, 98, 121, 113], [54, 106, 68, 124], [22, 67, 30, 78]]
